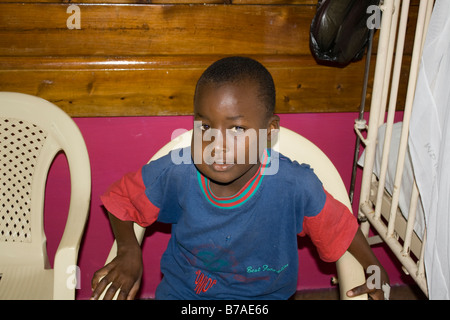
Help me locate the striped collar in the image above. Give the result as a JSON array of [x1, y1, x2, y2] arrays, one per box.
[[197, 149, 270, 209]]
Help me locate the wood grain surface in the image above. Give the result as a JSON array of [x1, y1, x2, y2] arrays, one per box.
[[0, 1, 417, 116]]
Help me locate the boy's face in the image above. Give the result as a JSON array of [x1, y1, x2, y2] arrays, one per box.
[[191, 79, 279, 189]]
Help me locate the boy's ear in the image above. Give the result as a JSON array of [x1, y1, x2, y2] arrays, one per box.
[[267, 114, 280, 143]]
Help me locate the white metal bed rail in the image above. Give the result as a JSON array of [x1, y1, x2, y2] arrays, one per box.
[[356, 0, 434, 297]]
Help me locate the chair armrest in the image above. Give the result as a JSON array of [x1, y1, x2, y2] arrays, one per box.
[[53, 196, 90, 299], [336, 251, 368, 300]]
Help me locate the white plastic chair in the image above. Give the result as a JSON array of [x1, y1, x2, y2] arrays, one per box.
[[0, 92, 91, 300], [101, 126, 366, 299]]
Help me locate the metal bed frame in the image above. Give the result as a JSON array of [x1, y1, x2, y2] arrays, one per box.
[[356, 0, 435, 297]]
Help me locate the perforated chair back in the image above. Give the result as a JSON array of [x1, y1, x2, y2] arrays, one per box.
[[0, 92, 91, 299]]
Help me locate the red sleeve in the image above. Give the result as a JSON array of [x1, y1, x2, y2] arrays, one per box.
[[298, 189, 358, 262], [100, 170, 160, 227]]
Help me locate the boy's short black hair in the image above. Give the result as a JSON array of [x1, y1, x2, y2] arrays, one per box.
[[194, 56, 276, 115]]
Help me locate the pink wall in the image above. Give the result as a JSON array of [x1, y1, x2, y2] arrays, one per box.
[[43, 113, 412, 300]]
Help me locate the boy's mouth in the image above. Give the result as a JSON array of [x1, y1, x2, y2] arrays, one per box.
[[211, 162, 235, 172]]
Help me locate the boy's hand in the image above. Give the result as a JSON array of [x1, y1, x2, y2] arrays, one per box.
[[346, 229, 391, 300], [346, 266, 390, 300], [91, 246, 143, 300]]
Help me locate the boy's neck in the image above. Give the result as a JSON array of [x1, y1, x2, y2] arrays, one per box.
[[208, 162, 261, 198]]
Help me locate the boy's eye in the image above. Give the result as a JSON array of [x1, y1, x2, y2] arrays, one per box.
[[229, 126, 246, 134], [200, 124, 210, 131]]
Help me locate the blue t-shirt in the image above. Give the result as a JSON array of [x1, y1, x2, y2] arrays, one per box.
[[101, 147, 358, 300]]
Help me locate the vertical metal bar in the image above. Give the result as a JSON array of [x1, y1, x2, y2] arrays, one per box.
[[377, 0, 402, 125], [387, 0, 431, 238], [374, 0, 409, 220], [402, 181, 419, 255], [418, 228, 427, 279], [359, 0, 395, 236], [349, 27, 375, 205]]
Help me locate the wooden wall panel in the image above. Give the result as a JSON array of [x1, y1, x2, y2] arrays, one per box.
[[1, 56, 386, 117], [0, 4, 313, 56], [0, 1, 416, 116]]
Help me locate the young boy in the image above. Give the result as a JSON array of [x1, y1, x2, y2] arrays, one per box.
[[91, 56, 389, 300]]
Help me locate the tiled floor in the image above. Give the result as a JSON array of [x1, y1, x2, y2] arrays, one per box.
[[292, 284, 427, 300]]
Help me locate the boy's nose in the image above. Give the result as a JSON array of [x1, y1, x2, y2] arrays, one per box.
[[212, 144, 229, 156]]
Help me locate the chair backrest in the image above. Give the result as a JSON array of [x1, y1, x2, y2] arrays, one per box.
[[274, 127, 351, 210], [153, 126, 351, 210], [0, 92, 91, 268]]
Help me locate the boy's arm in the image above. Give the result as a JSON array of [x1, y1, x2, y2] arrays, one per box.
[[91, 212, 143, 300], [346, 228, 390, 300]]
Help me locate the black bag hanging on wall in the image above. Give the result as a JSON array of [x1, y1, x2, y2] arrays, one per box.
[[310, 0, 380, 67]]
